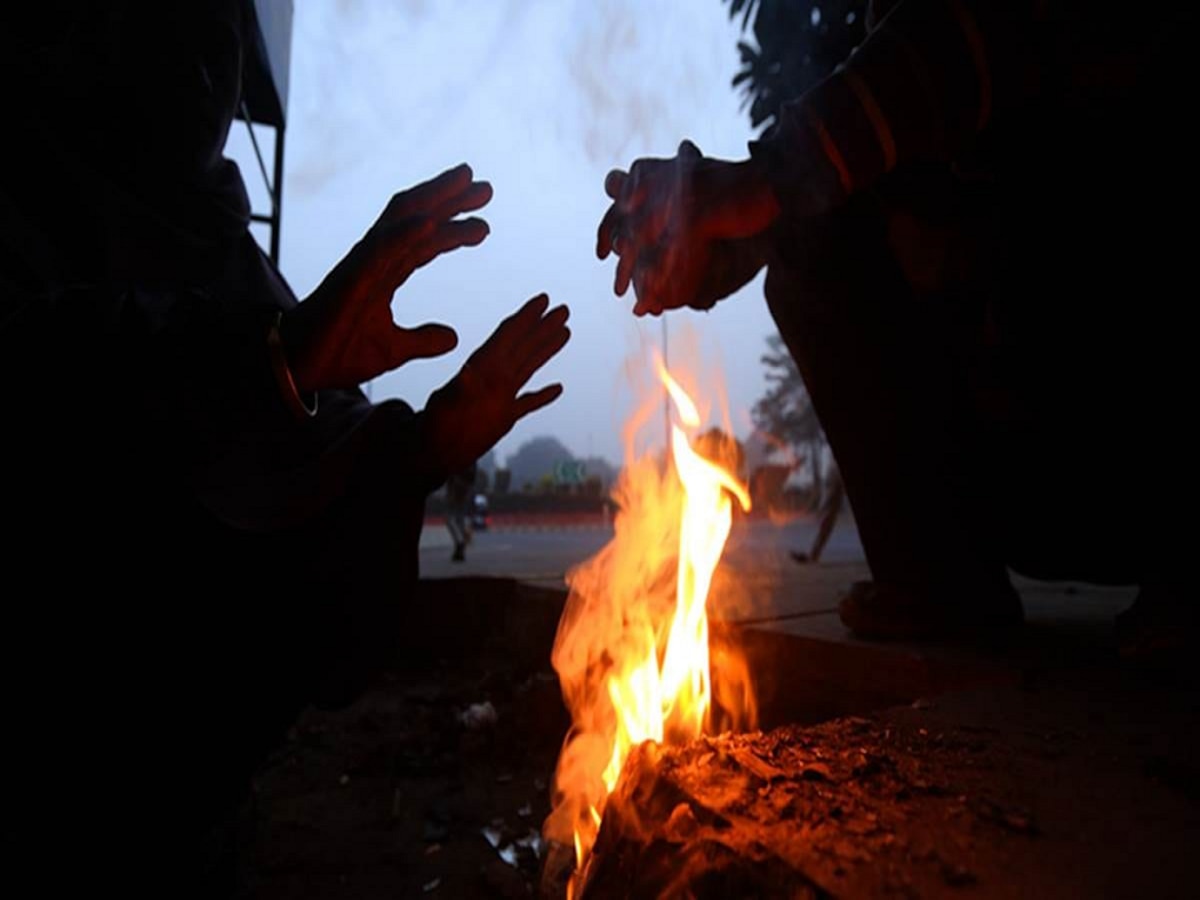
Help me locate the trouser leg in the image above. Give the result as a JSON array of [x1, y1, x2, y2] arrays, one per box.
[[763, 196, 1009, 597]]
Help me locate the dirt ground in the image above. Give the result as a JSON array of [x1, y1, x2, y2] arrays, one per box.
[[226, 577, 1200, 899], [230, 577, 571, 899], [579, 668, 1200, 899]]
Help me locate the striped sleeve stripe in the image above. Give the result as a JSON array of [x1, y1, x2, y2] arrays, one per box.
[[843, 68, 898, 172], [945, 0, 992, 131], [806, 107, 856, 196]]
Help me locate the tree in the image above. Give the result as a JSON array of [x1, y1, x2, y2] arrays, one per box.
[[723, 0, 868, 131], [493, 468, 512, 495], [751, 333, 827, 498], [580, 456, 619, 491], [476, 449, 498, 476], [505, 436, 576, 494]]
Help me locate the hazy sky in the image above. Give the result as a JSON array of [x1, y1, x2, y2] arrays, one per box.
[[230, 0, 778, 467]]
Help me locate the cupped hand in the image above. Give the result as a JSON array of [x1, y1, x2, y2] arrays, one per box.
[[422, 294, 570, 476], [596, 140, 779, 316], [281, 163, 493, 392]]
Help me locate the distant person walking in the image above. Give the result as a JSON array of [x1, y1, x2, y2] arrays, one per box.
[[446, 461, 477, 562], [792, 458, 844, 564]]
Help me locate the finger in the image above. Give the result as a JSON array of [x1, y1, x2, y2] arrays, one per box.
[[520, 301, 571, 346], [614, 249, 635, 297], [641, 243, 697, 314], [515, 314, 571, 386], [428, 216, 490, 253], [629, 197, 673, 250], [395, 217, 490, 283], [597, 204, 621, 259], [479, 298, 565, 386], [604, 169, 627, 200], [387, 323, 459, 369], [678, 138, 702, 160], [506, 293, 552, 333], [383, 163, 474, 221], [513, 300, 569, 344], [469, 293, 553, 370], [430, 180, 493, 223], [617, 160, 656, 214], [623, 238, 664, 302], [355, 216, 435, 297], [632, 262, 664, 318], [513, 383, 564, 421]]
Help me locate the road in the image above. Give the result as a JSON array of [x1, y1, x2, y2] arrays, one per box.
[[419, 512, 868, 624]]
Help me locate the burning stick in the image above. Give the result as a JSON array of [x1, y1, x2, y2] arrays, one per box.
[[543, 359, 755, 898]]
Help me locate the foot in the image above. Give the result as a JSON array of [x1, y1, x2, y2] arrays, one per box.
[[451, 544, 466, 562], [837, 580, 1024, 641], [790, 551, 811, 564]]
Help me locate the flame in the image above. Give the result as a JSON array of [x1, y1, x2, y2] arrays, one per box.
[[545, 359, 754, 891]]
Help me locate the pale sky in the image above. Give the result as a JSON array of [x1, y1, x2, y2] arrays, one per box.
[[229, 0, 779, 467]]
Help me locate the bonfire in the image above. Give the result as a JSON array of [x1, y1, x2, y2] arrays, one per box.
[[544, 357, 756, 898]]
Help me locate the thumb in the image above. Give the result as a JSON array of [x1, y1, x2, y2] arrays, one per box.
[[388, 323, 459, 369], [678, 138, 703, 160]]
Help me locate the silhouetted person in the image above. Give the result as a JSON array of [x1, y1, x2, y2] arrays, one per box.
[[792, 459, 844, 565], [446, 461, 478, 561], [1, 1, 569, 892], [596, 0, 1191, 652]]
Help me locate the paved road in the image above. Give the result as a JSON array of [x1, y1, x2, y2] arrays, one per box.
[[418, 510, 1136, 637], [420, 514, 864, 579], [420, 513, 869, 622]]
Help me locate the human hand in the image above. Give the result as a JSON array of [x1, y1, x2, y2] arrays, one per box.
[[596, 140, 779, 316], [422, 294, 570, 476], [281, 163, 493, 392]]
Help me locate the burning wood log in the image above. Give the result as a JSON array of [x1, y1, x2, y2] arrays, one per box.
[[547, 715, 1034, 899]]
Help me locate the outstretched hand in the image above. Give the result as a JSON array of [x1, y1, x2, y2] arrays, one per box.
[[423, 294, 570, 476], [281, 163, 493, 392], [596, 140, 779, 316]]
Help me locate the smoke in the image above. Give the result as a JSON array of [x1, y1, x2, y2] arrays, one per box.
[[285, 0, 747, 196], [566, 0, 741, 166], [286, 1, 524, 197]]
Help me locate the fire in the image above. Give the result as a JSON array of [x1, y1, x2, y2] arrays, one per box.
[[545, 359, 755, 893]]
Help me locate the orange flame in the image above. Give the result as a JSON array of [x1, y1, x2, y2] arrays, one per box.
[[545, 359, 754, 890]]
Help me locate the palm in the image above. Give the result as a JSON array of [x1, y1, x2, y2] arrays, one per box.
[[424, 295, 571, 475], [281, 164, 492, 392]]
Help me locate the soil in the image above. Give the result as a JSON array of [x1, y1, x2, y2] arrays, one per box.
[[575, 666, 1200, 900], [229, 577, 572, 899], [225, 577, 1200, 899]]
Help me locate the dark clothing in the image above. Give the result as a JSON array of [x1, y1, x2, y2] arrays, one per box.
[[758, 1, 1191, 594], [445, 463, 477, 556], [1, 2, 442, 891]]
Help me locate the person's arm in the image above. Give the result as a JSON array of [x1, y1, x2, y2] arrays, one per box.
[[751, 0, 1036, 218]]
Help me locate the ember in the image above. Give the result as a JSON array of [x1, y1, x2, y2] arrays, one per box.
[[544, 357, 756, 897]]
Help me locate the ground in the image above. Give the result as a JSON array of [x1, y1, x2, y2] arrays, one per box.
[[231, 577, 569, 899], [227, 518, 1199, 899]]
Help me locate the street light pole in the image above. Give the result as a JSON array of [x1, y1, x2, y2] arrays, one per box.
[[662, 316, 670, 452]]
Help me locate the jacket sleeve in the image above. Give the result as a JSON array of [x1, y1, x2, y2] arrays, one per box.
[[0, 235, 447, 535], [750, 0, 1035, 217]]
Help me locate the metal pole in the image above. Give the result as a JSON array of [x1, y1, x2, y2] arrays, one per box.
[[662, 316, 670, 452], [239, 99, 286, 268], [270, 124, 286, 267]]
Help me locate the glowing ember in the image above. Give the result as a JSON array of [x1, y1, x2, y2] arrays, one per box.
[[544, 358, 755, 894]]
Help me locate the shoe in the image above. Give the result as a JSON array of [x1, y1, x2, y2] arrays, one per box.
[[837, 580, 1024, 641], [451, 544, 465, 563], [790, 551, 812, 564]]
